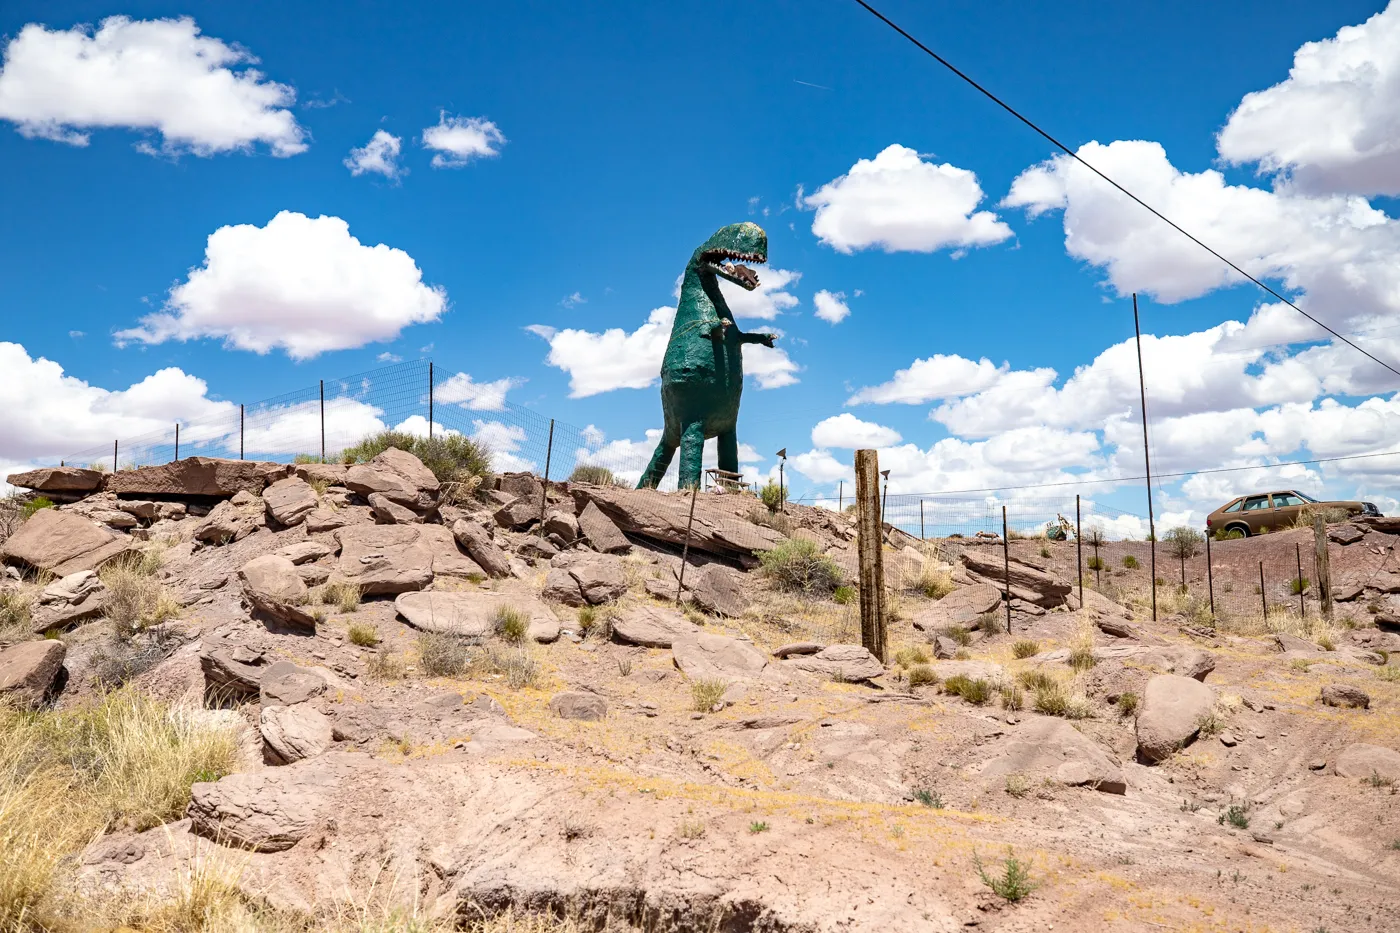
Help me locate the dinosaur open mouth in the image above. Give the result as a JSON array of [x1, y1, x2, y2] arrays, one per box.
[[701, 249, 765, 291]]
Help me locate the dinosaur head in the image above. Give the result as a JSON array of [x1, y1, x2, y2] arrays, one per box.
[[694, 222, 767, 291]]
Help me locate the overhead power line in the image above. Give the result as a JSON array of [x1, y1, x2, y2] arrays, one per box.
[[849, 0, 1400, 381]]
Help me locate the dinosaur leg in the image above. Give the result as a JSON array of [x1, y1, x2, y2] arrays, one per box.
[[637, 435, 678, 489], [678, 421, 706, 490], [716, 429, 739, 475]]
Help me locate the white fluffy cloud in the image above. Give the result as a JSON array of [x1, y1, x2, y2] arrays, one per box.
[[847, 354, 1018, 405], [1217, 3, 1400, 195], [718, 268, 801, 320], [810, 413, 901, 448], [574, 429, 765, 489], [803, 144, 1013, 254], [115, 212, 447, 360], [422, 111, 505, 168], [529, 307, 799, 396], [812, 289, 850, 324], [0, 342, 236, 464], [0, 16, 305, 156], [472, 420, 535, 473], [435, 372, 523, 411], [345, 130, 403, 179]]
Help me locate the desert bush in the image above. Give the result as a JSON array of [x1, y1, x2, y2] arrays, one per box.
[[494, 605, 529, 644], [893, 645, 930, 667], [833, 585, 855, 605], [347, 621, 380, 647], [911, 564, 955, 600], [340, 430, 492, 485], [1011, 639, 1039, 659], [100, 550, 180, 638], [1290, 576, 1310, 596], [691, 678, 729, 711], [1086, 555, 1105, 571], [315, 579, 362, 613], [942, 675, 991, 705], [999, 683, 1024, 710], [1116, 692, 1140, 716], [975, 849, 1037, 903], [1121, 555, 1140, 569], [20, 496, 55, 521], [942, 625, 973, 647], [758, 480, 784, 512], [907, 664, 937, 687], [1213, 528, 1245, 541], [1004, 772, 1031, 798], [366, 649, 407, 680], [977, 609, 1004, 634], [569, 464, 625, 486], [1067, 640, 1096, 672], [0, 586, 36, 635], [472, 646, 540, 689], [88, 627, 183, 689], [1218, 801, 1250, 829], [1016, 669, 1056, 692], [1294, 506, 1350, 528], [757, 539, 842, 595], [417, 631, 471, 676], [0, 689, 240, 928], [1162, 526, 1204, 560]]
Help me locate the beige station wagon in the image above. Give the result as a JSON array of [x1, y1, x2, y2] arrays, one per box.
[[1205, 490, 1380, 537]]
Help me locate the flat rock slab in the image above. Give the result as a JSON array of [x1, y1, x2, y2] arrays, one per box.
[[611, 605, 699, 648], [783, 644, 885, 683], [394, 590, 559, 641], [417, 524, 485, 580], [188, 753, 365, 851], [32, 569, 108, 632], [671, 632, 768, 682], [335, 525, 434, 595], [687, 564, 750, 617], [260, 660, 326, 707], [549, 691, 607, 721], [912, 583, 1001, 631], [6, 466, 106, 494], [962, 551, 1071, 608], [1335, 743, 1400, 781], [1136, 674, 1215, 763], [542, 551, 628, 606], [976, 715, 1126, 794], [773, 641, 824, 658], [571, 485, 784, 561], [262, 477, 319, 527], [107, 457, 289, 497], [273, 541, 336, 565], [451, 519, 511, 577], [576, 500, 630, 553], [1, 508, 128, 576], [192, 500, 267, 545], [261, 704, 333, 765], [930, 660, 1003, 683], [0, 640, 67, 709], [239, 555, 316, 630]]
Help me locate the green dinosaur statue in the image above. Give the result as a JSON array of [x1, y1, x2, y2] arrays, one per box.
[[637, 222, 776, 490]]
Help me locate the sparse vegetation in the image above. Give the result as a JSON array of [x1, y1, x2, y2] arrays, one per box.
[[691, 678, 729, 712], [914, 787, 943, 809], [975, 848, 1037, 903], [493, 605, 529, 644], [1214, 528, 1245, 541], [20, 496, 55, 520], [1086, 555, 1105, 571], [893, 645, 930, 667], [88, 627, 184, 689], [1024, 673, 1091, 720], [1012, 639, 1039, 659], [568, 464, 625, 486], [1116, 692, 1140, 717], [911, 563, 955, 600], [757, 538, 842, 595], [1005, 772, 1031, 798], [472, 645, 541, 689], [942, 625, 973, 647], [366, 649, 407, 680], [314, 579, 362, 613], [907, 664, 937, 687], [999, 683, 1024, 710], [1067, 637, 1096, 672], [1122, 555, 1140, 569], [347, 621, 380, 647], [677, 819, 706, 840], [340, 430, 492, 485], [1196, 709, 1225, 737], [749, 821, 770, 834], [100, 548, 181, 638], [1163, 526, 1204, 560], [417, 631, 471, 676], [1218, 801, 1251, 829], [0, 586, 36, 635], [977, 609, 1004, 634], [759, 480, 784, 512], [833, 584, 855, 605], [1290, 576, 1311, 596], [942, 674, 991, 705]]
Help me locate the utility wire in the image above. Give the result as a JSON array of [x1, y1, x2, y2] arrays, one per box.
[[849, 0, 1400, 381], [790, 446, 1400, 501]]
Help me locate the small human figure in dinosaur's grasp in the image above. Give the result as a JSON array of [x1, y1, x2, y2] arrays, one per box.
[[637, 222, 776, 490]]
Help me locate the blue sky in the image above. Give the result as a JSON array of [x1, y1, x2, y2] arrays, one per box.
[[2, 1, 1399, 536]]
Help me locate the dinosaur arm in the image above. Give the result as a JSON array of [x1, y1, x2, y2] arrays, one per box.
[[739, 331, 776, 348]]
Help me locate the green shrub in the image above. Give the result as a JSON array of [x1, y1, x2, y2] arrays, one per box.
[[893, 646, 930, 667], [339, 430, 491, 485], [1011, 639, 1039, 659], [757, 539, 842, 595], [943, 675, 991, 705], [999, 684, 1024, 710], [942, 625, 973, 647], [759, 480, 784, 512], [494, 605, 529, 644], [1290, 577, 1310, 596], [913, 788, 943, 809], [1086, 555, 1105, 571], [347, 621, 380, 647], [569, 464, 622, 486], [691, 678, 729, 712], [907, 664, 937, 687], [1122, 555, 1140, 569], [975, 849, 1037, 902], [1218, 801, 1250, 830], [912, 564, 955, 600], [1116, 692, 1139, 716], [1214, 528, 1244, 541], [1162, 526, 1204, 560], [20, 496, 54, 520], [833, 585, 856, 605]]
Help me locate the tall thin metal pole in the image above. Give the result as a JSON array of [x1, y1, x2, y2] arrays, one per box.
[[1133, 294, 1158, 622], [239, 404, 244, 460], [920, 499, 925, 541], [1296, 542, 1306, 619], [428, 362, 434, 440], [881, 480, 888, 533], [1259, 561, 1267, 618], [677, 485, 699, 606], [1075, 494, 1083, 606], [537, 419, 555, 535], [174, 423, 179, 462], [113, 440, 118, 473], [1002, 505, 1012, 634], [1314, 514, 1332, 621], [1206, 532, 1215, 617], [779, 460, 785, 512], [319, 380, 325, 462], [838, 480, 843, 512]]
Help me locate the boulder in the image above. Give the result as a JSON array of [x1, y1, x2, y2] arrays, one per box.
[[671, 632, 768, 682], [549, 691, 608, 721], [933, 636, 960, 660], [260, 660, 326, 707], [542, 551, 628, 606], [187, 754, 358, 851], [772, 642, 824, 658], [1320, 684, 1370, 709], [1357, 516, 1400, 534], [416, 524, 486, 580], [200, 645, 269, 701], [451, 519, 511, 577], [261, 704, 334, 764], [570, 485, 784, 561], [293, 462, 348, 486], [114, 500, 158, 520], [1, 508, 128, 576], [577, 500, 630, 554], [345, 449, 439, 514], [1328, 523, 1366, 545], [394, 590, 558, 640], [369, 493, 422, 524], [542, 510, 579, 544], [611, 605, 699, 648], [107, 457, 289, 497], [304, 508, 351, 534], [911, 583, 1001, 631], [1274, 633, 1318, 653], [1135, 674, 1215, 763], [6, 466, 105, 494], [192, 500, 266, 545], [239, 555, 316, 630], [334, 525, 434, 595], [0, 640, 67, 709], [687, 564, 749, 617], [273, 541, 336, 565], [1138, 645, 1216, 681], [977, 716, 1126, 794], [1334, 743, 1400, 782], [31, 569, 108, 632], [961, 551, 1071, 607], [783, 644, 885, 682], [498, 471, 543, 503], [493, 498, 540, 531], [262, 477, 318, 527]]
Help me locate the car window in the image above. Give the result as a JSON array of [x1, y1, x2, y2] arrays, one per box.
[[1296, 490, 1318, 503], [1273, 493, 1304, 508], [1222, 499, 1244, 513], [1242, 495, 1271, 511]]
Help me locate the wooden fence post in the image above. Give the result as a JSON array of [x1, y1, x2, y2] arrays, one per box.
[[855, 450, 886, 663], [1314, 515, 1332, 621]]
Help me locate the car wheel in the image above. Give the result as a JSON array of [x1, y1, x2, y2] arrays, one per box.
[[1225, 523, 1250, 538]]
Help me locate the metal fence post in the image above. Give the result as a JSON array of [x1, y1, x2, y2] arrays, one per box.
[[174, 423, 179, 462], [1314, 514, 1332, 621], [920, 499, 925, 541], [113, 440, 117, 473], [1075, 494, 1083, 606], [537, 419, 555, 535], [319, 380, 325, 462], [677, 485, 699, 606], [1296, 542, 1306, 619], [1002, 505, 1012, 634], [239, 404, 244, 460], [428, 362, 434, 440], [1206, 532, 1215, 618], [838, 480, 843, 512], [1259, 561, 1267, 618]]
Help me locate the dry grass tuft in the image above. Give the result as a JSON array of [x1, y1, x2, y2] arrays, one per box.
[[347, 620, 380, 647], [493, 606, 529, 644], [691, 678, 729, 712], [417, 631, 471, 677], [99, 548, 181, 638]]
